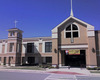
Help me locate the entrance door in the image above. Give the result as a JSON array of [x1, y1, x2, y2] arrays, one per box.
[[8, 57, 12, 66], [9, 57, 11, 66], [4, 57, 6, 65], [28, 57, 35, 65], [64, 50, 86, 67]]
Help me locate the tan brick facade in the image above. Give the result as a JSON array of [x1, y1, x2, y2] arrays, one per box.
[[0, 16, 99, 68]]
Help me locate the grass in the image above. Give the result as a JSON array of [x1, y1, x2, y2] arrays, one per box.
[[6, 66, 45, 70], [90, 70, 100, 73]]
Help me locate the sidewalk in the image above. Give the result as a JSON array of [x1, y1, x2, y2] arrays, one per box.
[[0, 66, 46, 73], [46, 68, 90, 75], [0, 66, 100, 76]]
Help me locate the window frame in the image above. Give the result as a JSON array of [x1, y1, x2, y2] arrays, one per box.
[[27, 43, 34, 53], [64, 23, 80, 38], [46, 57, 52, 64], [9, 43, 14, 52], [45, 42, 52, 53]]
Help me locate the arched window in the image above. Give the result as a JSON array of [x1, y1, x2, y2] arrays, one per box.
[[65, 24, 79, 38]]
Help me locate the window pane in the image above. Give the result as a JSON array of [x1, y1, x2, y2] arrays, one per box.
[[66, 32, 71, 38], [9, 43, 14, 52], [45, 42, 52, 52], [73, 32, 78, 37], [66, 25, 71, 31], [72, 24, 78, 30], [46, 57, 52, 64], [27, 43, 34, 53]]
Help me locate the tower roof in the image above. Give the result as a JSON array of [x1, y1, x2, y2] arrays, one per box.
[[8, 28, 23, 33]]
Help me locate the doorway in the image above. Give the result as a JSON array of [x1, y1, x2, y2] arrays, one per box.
[[4, 57, 6, 65], [28, 57, 35, 65], [64, 50, 86, 67]]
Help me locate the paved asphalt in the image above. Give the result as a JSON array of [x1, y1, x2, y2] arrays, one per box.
[[76, 76, 100, 80], [0, 71, 100, 80], [0, 71, 50, 80], [45, 74, 100, 80]]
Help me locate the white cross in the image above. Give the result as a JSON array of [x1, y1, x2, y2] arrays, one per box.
[[14, 20, 18, 28]]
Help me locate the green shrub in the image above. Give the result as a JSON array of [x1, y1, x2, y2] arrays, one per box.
[[87, 67, 100, 70]]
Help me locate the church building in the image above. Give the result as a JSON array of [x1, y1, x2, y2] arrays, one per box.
[[0, 1, 100, 68]]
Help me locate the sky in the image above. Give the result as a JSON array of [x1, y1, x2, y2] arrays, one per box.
[[0, 0, 100, 39]]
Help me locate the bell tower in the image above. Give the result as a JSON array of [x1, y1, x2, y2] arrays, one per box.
[[8, 28, 23, 39], [7, 28, 23, 66]]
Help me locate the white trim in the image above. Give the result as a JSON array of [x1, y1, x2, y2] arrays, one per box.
[[0, 43, 2, 53], [87, 30, 95, 36], [59, 45, 88, 49], [27, 41, 34, 43], [22, 44, 26, 53], [52, 33, 58, 38], [6, 64, 9, 66], [5, 43, 7, 54], [42, 41, 45, 53], [52, 16, 71, 32], [41, 55, 52, 57], [73, 23, 80, 37], [39, 39, 43, 43], [8, 51, 16, 53], [8, 38, 17, 40], [11, 64, 15, 66], [59, 64, 62, 67], [22, 42, 27, 44], [72, 17, 94, 27], [17, 44, 19, 53], [42, 41, 52, 53], [22, 41, 39, 53], [52, 64, 57, 68], [8, 41, 17, 43], [1, 63, 3, 65], [22, 41, 40, 44], [64, 23, 80, 38], [52, 16, 94, 33], [34, 42, 39, 53]]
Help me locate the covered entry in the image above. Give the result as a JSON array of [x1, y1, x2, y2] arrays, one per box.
[[61, 50, 86, 67], [28, 57, 35, 65]]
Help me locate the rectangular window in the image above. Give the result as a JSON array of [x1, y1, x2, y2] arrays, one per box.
[[27, 43, 34, 53], [46, 57, 52, 64], [45, 42, 52, 52], [9, 43, 14, 52], [73, 32, 78, 37], [66, 32, 71, 38], [0, 57, 1, 61]]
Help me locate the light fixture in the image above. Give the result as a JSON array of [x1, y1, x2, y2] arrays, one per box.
[[92, 48, 95, 53], [54, 49, 57, 53]]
